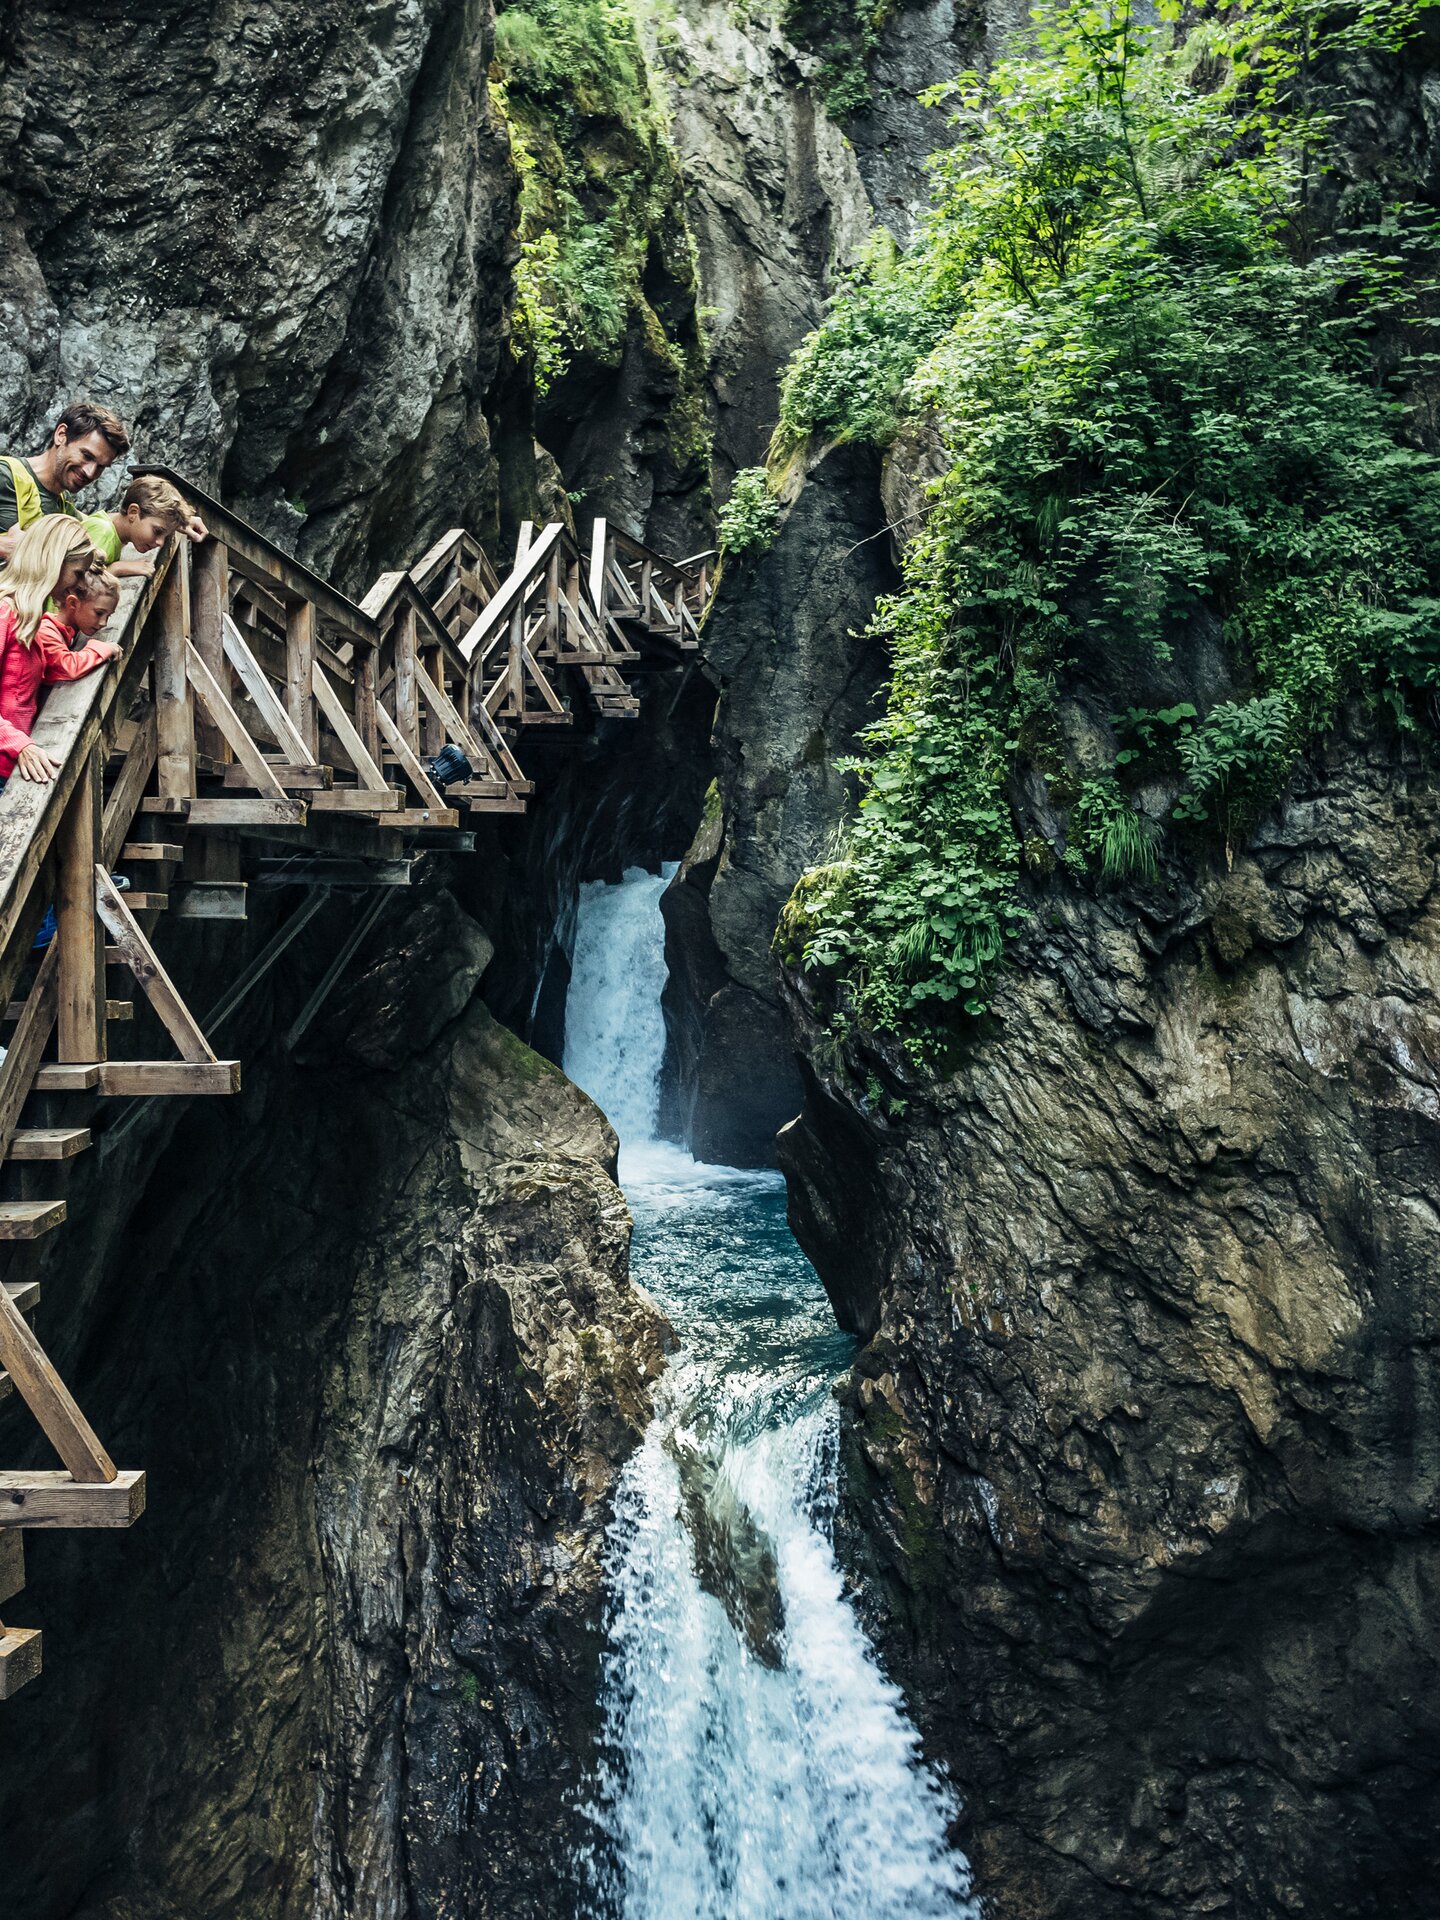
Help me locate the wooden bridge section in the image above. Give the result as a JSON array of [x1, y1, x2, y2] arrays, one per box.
[[0, 476, 707, 1698]]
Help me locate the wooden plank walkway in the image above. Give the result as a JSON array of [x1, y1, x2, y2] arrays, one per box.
[[0, 473, 712, 1697]]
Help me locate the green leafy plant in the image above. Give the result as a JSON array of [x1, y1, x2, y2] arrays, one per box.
[[718, 467, 782, 556], [779, 0, 1440, 1053]]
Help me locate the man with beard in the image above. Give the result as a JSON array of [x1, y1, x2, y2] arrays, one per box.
[[0, 401, 131, 561]]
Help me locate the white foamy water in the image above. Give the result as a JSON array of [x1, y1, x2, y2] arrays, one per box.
[[562, 867, 980, 1920]]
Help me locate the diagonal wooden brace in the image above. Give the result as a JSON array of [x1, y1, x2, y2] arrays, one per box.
[[94, 869, 217, 1064]]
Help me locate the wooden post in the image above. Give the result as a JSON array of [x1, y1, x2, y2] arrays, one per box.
[[394, 603, 419, 753], [421, 646, 445, 756], [354, 644, 380, 769], [190, 538, 230, 766], [286, 597, 317, 757], [153, 540, 195, 800], [54, 750, 105, 1065]]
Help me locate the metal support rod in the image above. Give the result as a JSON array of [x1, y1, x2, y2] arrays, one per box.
[[282, 890, 392, 1051]]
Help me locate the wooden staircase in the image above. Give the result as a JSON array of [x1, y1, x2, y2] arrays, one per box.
[[0, 476, 711, 1699]]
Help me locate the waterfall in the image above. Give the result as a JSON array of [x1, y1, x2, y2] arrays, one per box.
[[563, 867, 979, 1920]]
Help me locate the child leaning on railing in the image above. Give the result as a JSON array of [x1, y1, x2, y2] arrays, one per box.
[[0, 517, 120, 787]]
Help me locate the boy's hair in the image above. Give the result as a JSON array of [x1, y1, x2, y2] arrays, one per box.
[[0, 519, 101, 646], [53, 401, 130, 457], [121, 473, 189, 533]]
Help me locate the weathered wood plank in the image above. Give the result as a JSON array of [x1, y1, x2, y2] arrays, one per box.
[[312, 663, 392, 792], [97, 1060, 240, 1096], [0, 1201, 66, 1240], [153, 541, 195, 800], [0, 1470, 145, 1528], [190, 536, 230, 766], [185, 641, 287, 800], [175, 798, 306, 826], [8, 1128, 91, 1162], [286, 599, 318, 759]]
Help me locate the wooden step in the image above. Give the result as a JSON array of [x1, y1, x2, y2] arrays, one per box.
[[123, 893, 168, 913], [4, 1279, 41, 1313], [35, 1061, 240, 1097], [0, 1627, 41, 1700], [120, 842, 184, 862], [0, 1201, 65, 1241], [33, 1065, 99, 1092], [0, 1469, 146, 1529], [0, 1533, 22, 1604], [8, 1127, 91, 1162]]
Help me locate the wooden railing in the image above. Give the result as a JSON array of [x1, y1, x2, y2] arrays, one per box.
[[0, 473, 708, 1700]]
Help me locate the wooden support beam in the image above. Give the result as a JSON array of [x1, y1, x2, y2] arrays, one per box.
[[190, 537, 230, 765], [171, 798, 306, 827], [373, 703, 448, 812], [354, 645, 380, 770], [0, 1287, 117, 1483], [393, 602, 420, 753], [95, 869, 217, 1063], [0, 1470, 145, 1528], [312, 662, 392, 792], [307, 788, 404, 813], [154, 540, 195, 800], [5, 1278, 41, 1313], [185, 642, 288, 799], [286, 599, 318, 758], [221, 609, 315, 766], [55, 748, 106, 1065]]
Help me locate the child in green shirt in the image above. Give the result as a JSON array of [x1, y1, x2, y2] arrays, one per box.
[[83, 473, 199, 578]]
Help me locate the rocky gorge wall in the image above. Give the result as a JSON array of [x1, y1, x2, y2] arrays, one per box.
[[669, 29, 1440, 1920]]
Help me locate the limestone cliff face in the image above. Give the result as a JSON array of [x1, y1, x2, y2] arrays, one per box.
[[0, 0, 518, 586], [0, 875, 670, 1918], [779, 719, 1440, 1918]]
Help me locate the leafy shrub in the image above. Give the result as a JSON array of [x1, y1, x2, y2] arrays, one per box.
[[780, 0, 1440, 1052], [718, 468, 782, 556]]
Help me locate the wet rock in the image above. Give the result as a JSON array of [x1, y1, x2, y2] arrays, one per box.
[[661, 440, 895, 1164], [779, 722, 1440, 1918], [669, 1432, 786, 1668]]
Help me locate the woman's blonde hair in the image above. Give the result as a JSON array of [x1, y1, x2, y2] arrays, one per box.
[[0, 518, 103, 646]]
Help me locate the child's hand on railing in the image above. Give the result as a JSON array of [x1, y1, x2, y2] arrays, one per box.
[[94, 640, 121, 662], [14, 744, 61, 783]]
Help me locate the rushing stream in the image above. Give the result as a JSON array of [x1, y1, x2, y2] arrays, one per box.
[[562, 867, 979, 1920]]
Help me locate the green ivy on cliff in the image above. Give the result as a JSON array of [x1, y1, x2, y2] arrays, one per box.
[[778, 0, 1440, 1053], [493, 0, 705, 438]]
